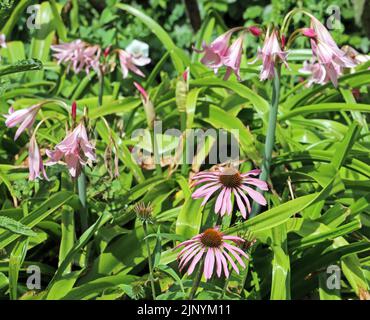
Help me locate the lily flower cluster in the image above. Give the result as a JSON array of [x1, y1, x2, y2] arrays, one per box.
[[51, 39, 151, 79], [2, 102, 96, 180], [195, 13, 366, 87]]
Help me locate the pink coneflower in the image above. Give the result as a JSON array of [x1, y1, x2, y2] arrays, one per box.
[[117, 49, 151, 79], [3, 104, 41, 140], [28, 135, 48, 181], [256, 29, 289, 80], [191, 166, 268, 218], [46, 123, 96, 178], [51, 39, 101, 74], [176, 227, 250, 280]]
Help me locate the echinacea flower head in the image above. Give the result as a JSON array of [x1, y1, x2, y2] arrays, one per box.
[[191, 166, 268, 218], [118, 49, 151, 79], [258, 29, 289, 80], [28, 135, 48, 181], [133, 201, 154, 223], [3, 104, 41, 140], [308, 16, 357, 87], [176, 227, 250, 280], [46, 123, 96, 178], [299, 59, 329, 87], [51, 39, 101, 74], [0, 34, 6, 48]]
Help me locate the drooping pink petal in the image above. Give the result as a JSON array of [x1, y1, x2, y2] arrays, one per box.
[[203, 248, 215, 280], [187, 247, 205, 275], [233, 189, 247, 218]]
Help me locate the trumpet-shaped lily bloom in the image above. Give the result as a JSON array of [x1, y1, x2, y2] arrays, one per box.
[[0, 34, 6, 48], [299, 59, 330, 87], [4, 104, 41, 140], [309, 17, 357, 87], [51, 39, 101, 74], [194, 29, 235, 74], [28, 136, 48, 181], [223, 35, 244, 80], [46, 123, 96, 178], [176, 227, 250, 280], [118, 49, 151, 79], [257, 29, 289, 80], [191, 167, 268, 218]]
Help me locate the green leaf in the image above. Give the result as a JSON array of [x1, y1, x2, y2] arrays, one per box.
[[0, 59, 42, 77], [0, 216, 37, 237], [176, 197, 203, 239], [0, 191, 77, 249]]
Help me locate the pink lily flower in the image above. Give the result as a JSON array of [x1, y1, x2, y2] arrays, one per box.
[[51, 39, 101, 74], [176, 227, 251, 280], [118, 49, 151, 79], [194, 29, 235, 74], [257, 29, 289, 80], [28, 135, 48, 181], [46, 123, 96, 178], [3, 104, 41, 140], [299, 59, 330, 87], [309, 17, 357, 87], [223, 34, 244, 80]]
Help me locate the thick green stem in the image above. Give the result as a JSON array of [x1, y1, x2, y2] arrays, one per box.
[[143, 222, 156, 300], [189, 259, 204, 300], [250, 66, 281, 218], [220, 271, 230, 299], [98, 69, 104, 106], [77, 172, 88, 232], [180, 111, 188, 175]]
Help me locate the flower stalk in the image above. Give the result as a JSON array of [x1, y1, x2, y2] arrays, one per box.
[[188, 258, 204, 300], [142, 221, 156, 300], [250, 65, 281, 217]]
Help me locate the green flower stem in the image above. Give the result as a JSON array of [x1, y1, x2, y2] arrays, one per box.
[[77, 172, 88, 232], [220, 270, 230, 299], [143, 222, 156, 300], [250, 66, 281, 218], [189, 258, 204, 300], [98, 69, 104, 106], [180, 111, 188, 175]]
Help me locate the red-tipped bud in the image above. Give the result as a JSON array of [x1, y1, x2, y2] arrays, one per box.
[[281, 34, 287, 48], [182, 68, 189, 82], [248, 26, 262, 37], [71, 101, 77, 122], [134, 82, 149, 103], [301, 28, 316, 38], [352, 88, 360, 100], [104, 46, 111, 58]]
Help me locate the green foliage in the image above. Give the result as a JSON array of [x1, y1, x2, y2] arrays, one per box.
[[0, 0, 369, 301]]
